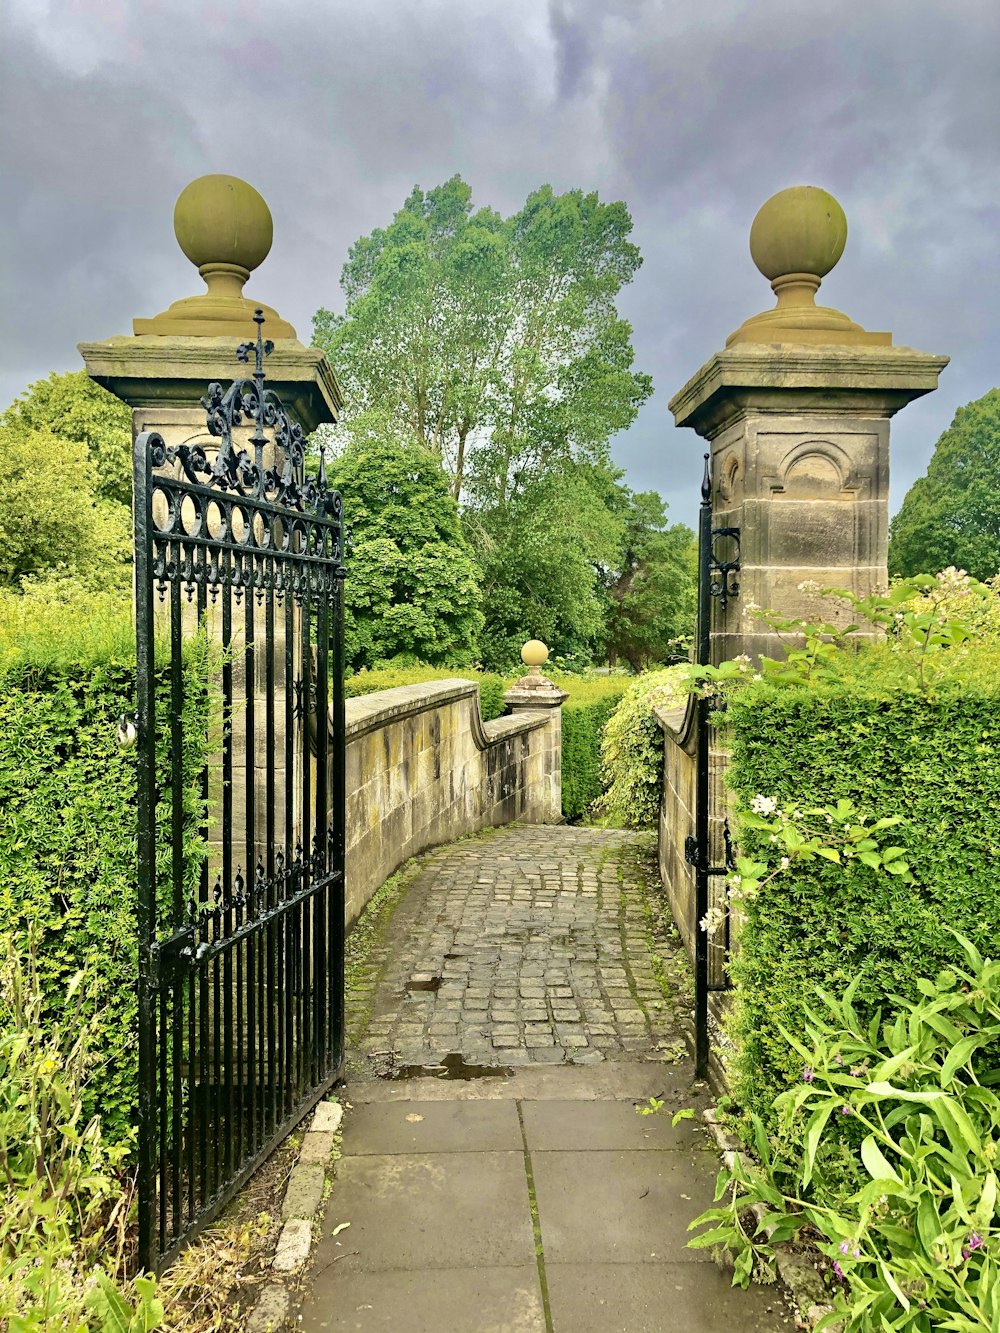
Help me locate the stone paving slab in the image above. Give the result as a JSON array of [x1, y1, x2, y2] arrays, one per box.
[[544, 1263, 794, 1332], [350, 827, 687, 1077], [520, 1099, 705, 1153], [314, 1151, 536, 1273], [347, 1062, 693, 1105], [298, 826, 791, 1332], [342, 1099, 523, 1154], [303, 1266, 546, 1332], [530, 1148, 720, 1265]]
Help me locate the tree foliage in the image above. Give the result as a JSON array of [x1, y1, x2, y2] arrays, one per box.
[[313, 175, 652, 505], [889, 388, 1000, 581], [0, 426, 130, 591], [2, 370, 133, 507], [328, 436, 483, 669], [601, 488, 696, 670], [313, 175, 697, 669]]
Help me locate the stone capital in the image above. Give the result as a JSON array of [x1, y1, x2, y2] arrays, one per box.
[[669, 343, 949, 441], [503, 672, 568, 712], [78, 334, 342, 433]]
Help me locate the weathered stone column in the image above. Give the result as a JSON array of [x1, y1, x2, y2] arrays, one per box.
[[78, 174, 342, 872], [503, 640, 568, 823], [669, 186, 948, 663]]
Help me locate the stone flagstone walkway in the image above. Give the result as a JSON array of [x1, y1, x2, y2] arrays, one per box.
[[297, 825, 791, 1333]]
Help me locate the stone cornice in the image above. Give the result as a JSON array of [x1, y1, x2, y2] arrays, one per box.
[[669, 344, 949, 439], [79, 334, 342, 431]]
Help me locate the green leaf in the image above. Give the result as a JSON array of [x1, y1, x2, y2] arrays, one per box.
[[861, 1134, 901, 1183]]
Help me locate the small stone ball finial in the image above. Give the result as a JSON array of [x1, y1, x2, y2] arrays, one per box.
[[749, 185, 847, 283], [521, 639, 549, 670], [173, 174, 274, 275]]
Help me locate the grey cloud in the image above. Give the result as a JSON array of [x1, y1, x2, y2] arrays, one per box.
[[1, 0, 997, 525]]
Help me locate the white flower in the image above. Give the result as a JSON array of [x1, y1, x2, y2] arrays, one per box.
[[797, 579, 821, 594], [699, 906, 726, 934], [779, 856, 790, 870], [750, 794, 778, 816]]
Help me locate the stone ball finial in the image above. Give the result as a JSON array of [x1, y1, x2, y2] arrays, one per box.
[[173, 174, 274, 274], [748, 185, 847, 283], [521, 639, 549, 670], [132, 174, 296, 339], [726, 184, 889, 348]]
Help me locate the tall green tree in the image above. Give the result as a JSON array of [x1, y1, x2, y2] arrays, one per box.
[[2, 371, 133, 506], [314, 176, 654, 665], [601, 489, 696, 671], [0, 426, 130, 590], [889, 389, 1000, 581], [313, 176, 652, 505], [328, 435, 483, 670]]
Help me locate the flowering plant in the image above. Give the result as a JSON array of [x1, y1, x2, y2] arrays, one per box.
[[689, 932, 1000, 1330], [684, 570, 997, 695], [699, 797, 914, 938]]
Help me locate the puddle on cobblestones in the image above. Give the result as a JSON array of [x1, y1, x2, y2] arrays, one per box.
[[405, 975, 442, 993], [388, 1053, 515, 1082]]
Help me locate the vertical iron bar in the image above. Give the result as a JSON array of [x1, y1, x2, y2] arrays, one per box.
[[134, 433, 159, 1272], [330, 558, 346, 1069], [283, 580, 295, 1121], [244, 553, 257, 1156], [695, 454, 712, 1081], [169, 569, 184, 1245], [315, 565, 329, 1073], [221, 542, 234, 1181], [300, 592, 312, 1089], [265, 559, 277, 1140], [195, 579, 208, 1224]]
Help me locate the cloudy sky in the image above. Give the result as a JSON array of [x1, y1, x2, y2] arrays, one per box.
[[2, 0, 998, 526]]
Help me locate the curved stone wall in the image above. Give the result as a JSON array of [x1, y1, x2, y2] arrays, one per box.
[[344, 679, 562, 925]]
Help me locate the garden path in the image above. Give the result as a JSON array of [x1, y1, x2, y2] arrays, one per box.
[[297, 825, 791, 1332]]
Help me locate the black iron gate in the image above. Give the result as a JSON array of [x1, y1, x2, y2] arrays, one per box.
[[133, 313, 346, 1270], [689, 453, 740, 1079]]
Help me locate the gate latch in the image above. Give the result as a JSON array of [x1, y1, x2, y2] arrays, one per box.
[[684, 836, 699, 867], [155, 922, 199, 972]]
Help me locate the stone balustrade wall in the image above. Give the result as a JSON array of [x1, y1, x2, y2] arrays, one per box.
[[344, 679, 562, 926]]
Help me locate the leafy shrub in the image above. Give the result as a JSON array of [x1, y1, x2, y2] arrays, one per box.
[[691, 935, 1000, 1331], [599, 666, 688, 827], [329, 438, 484, 669], [721, 621, 1000, 1137], [0, 602, 210, 1148], [0, 936, 163, 1330]]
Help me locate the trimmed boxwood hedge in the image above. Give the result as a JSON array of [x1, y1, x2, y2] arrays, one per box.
[[724, 646, 1000, 1124]]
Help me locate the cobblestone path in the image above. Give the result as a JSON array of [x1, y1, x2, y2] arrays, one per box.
[[347, 825, 690, 1077], [299, 825, 793, 1331]]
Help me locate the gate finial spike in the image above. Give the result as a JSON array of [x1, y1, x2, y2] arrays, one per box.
[[701, 453, 712, 504]]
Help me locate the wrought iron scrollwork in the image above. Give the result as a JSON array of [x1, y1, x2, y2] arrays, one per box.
[[149, 308, 338, 519]]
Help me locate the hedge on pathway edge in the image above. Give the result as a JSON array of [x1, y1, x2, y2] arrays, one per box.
[[724, 646, 1000, 1137], [0, 631, 210, 1150]]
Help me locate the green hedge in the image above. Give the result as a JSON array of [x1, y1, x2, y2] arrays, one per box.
[[0, 658, 139, 1143], [558, 676, 631, 820], [725, 645, 1000, 1126]]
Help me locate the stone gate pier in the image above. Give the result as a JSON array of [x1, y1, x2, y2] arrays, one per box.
[[658, 185, 948, 967]]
